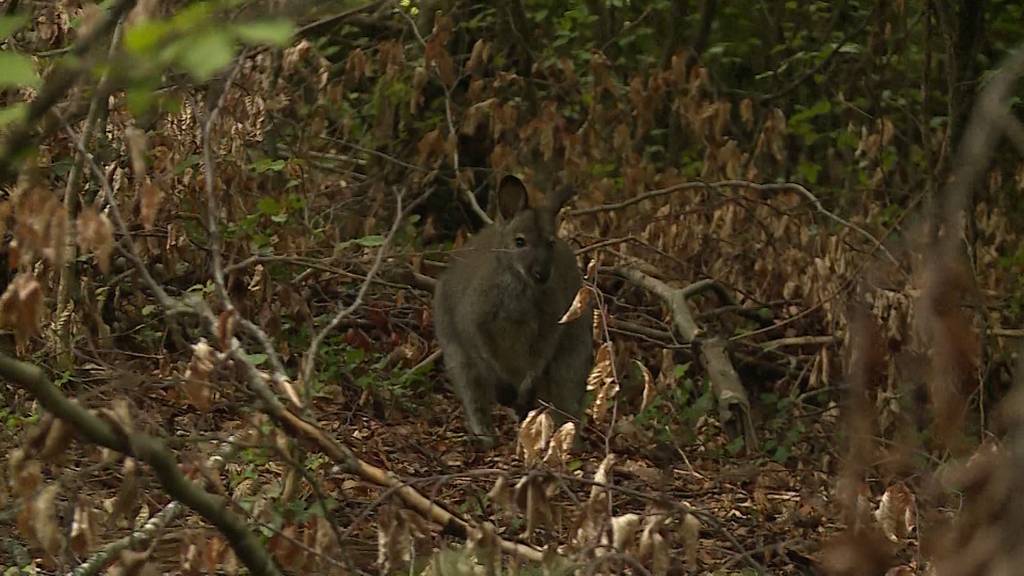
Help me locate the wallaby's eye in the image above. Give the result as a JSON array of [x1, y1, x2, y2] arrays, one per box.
[[547, 238, 556, 248], [514, 235, 527, 248]]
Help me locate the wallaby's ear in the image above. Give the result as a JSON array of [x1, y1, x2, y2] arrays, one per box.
[[497, 175, 529, 221]]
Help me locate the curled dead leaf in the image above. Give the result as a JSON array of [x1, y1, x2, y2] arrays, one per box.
[[377, 505, 430, 574], [558, 286, 592, 324], [517, 408, 554, 467], [874, 482, 916, 542], [590, 453, 617, 502], [76, 206, 114, 273], [635, 359, 656, 414], [20, 483, 64, 557], [486, 475, 513, 513], [681, 512, 701, 570], [0, 273, 44, 348], [70, 495, 97, 555], [125, 127, 148, 176], [610, 513, 643, 552], [139, 180, 164, 231], [542, 422, 576, 469], [7, 447, 43, 498]]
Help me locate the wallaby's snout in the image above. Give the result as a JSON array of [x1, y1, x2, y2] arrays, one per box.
[[532, 266, 550, 284]]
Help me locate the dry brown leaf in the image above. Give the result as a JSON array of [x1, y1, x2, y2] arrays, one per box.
[[76, 206, 114, 273], [681, 512, 701, 570], [515, 475, 555, 537], [424, 14, 455, 86], [182, 339, 218, 411], [739, 97, 754, 129], [32, 483, 64, 557], [69, 495, 97, 556], [635, 359, 656, 414], [517, 408, 554, 467], [590, 376, 619, 423], [377, 505, 430, 574], [139, 180, 164, 230], [558, 285, 592, 324], [269, 524, 307, 570], [39, 417, 73, 462], [203, 535, 231, 573], [107, 457, 140, 528], [574, 493, 609, 548], [125, 127, 148, 176], [590, 453, 617, 502], [486, 475, 513, 513], [8, 448, 42, 498], [0, 273, 44, 347], [410, 66, 428, 114], [13, 187, 65, 266], [587, 342, 614, 391], [467, 38, 488, 77], [542, 422, 576, 468], [609, 513, 643, 552], [874, 482, 916, 542], [109, 548, 157, 576], [467, 521, 499, 574]]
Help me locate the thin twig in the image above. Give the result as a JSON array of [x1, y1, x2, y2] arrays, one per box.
[[765, 4, 876, 100], [570, 179, 902, 270], [196, 57, 295, 404], [0, 355, 282, 576], [56, 19, 125, 366], [398, 8, 491, 224], [299, 189, 405, 389]]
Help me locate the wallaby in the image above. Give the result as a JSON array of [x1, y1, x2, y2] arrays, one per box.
[[433, 175, 593, 448]]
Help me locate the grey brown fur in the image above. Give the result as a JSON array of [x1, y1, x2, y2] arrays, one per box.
[[433, 175, 593, 448]]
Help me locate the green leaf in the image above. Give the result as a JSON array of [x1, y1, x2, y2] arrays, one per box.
[[232, 20, 295, 46], [250, 158, 286, 173], [353, 235, 385, 247], [726, 436, 745, 455], [257, 196, 282, 215], [245, 353, 268, 366], [0, 103, 26, 127], [176, 31, 235, 81], [0, 51, 39, 88], [0, 14, 29, 39], [672, 363, 690, 379], [789, 98, 831, 126], [124, 20, 173, 54], [797, 160, 821, 184]]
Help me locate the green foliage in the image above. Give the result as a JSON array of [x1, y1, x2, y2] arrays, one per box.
[[635, 362, 716, 445], [121, 3, 294, 117], [317, 337, 430, 406], [0, 14, 29, 38], [0, 52, 39, 88], [758, 391, 808, 464]]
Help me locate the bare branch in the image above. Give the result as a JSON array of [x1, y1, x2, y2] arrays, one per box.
[[399, 8, 491, 224], [299, 190, 405, 388], [0, 354, 282, 576], [570, 179, 902, 270]]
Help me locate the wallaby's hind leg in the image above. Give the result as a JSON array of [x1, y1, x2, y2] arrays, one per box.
[[442, 346, 497, 448]]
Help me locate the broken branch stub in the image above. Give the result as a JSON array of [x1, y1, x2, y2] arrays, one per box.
[[613, 266, 757, 451]]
